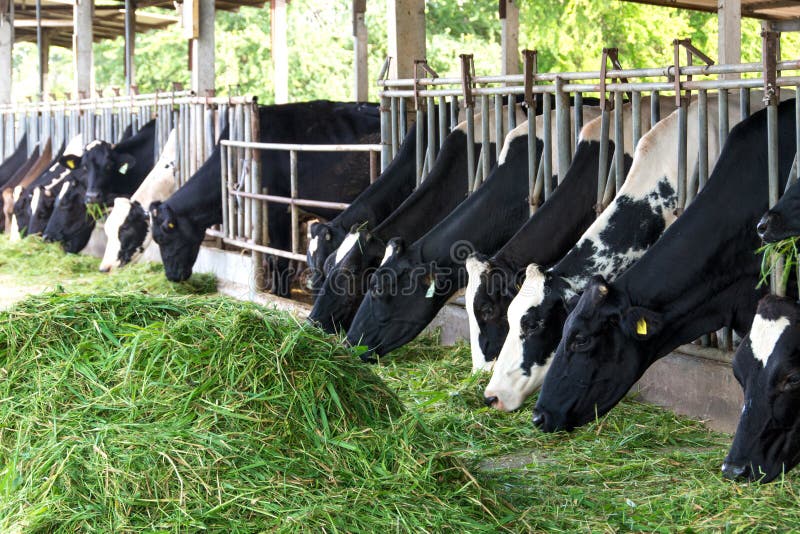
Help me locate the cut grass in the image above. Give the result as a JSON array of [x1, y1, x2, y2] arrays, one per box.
[[1, 237, 799, 531]]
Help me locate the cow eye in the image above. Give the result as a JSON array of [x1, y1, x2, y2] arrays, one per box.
[[569, 334, 591, 352], [521, 318, 543, 337], [480, 303, 494, 321], [784, 372, 800, 391]]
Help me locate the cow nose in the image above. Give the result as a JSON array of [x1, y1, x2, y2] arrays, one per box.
[[85, 192, 102, 205], [99, 265, 111, 273], [42, 233, 54, 243], [721, 462, 750, 481], [484, 395, 499, 408], [532, 408, 550, 431], [757, 212, 778, 240]]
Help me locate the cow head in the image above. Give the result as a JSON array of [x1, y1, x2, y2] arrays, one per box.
[[42, 178, 96, 253], [723, 295, 800, 483], [308, 229, 385, 334], [484, 264, 571, 411], [346, 238, 450, 361], [306, 221, 346, 293], [757, 181, 800, 243], [465, 253, 520, 373], [63, 141, 136, 205], [533, 276, 663, 432], [150, 200, 204, 282], [24, 186, 59, 235], [100, 198, 150, 272]]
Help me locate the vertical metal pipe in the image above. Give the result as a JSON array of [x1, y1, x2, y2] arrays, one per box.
[[631, 91, 641, 149], [650, 90, 660, 125], [438, 95, 447, 149], [507, 94, 515, 133], [390, 97, 399, 158], [597, 109, 610, 212], [767, 102, 784, 296], [466, 106, 476, 191], [793, 88, 800, 192], [677, 100, 688, 210], [427, 95, 436, 170], [574, 92, 583, 149], [450, 96, 458, 132], [527, 106, 537, 215], [243, 104, 252, 240], [290, 150, 300, 255], [697, 89, 709, 195], [380, 95, 390, 171], [415, 106, 424, 184], [220, 143, 229, 238], [399, 97, 407, 142], [543, 93, 553, 199], [739, 87, 750, 121], [614, 91, 624, 191], [555, 78, 571, 183], [494, 94, 503, 161], [718, 89, 729, 158], [481, 94, 491, 185]]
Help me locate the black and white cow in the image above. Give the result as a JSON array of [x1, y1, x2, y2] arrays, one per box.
[[41, 169, 94, 253], [151, 101, 381, 287], [533, 100, 797, 433], [757, 179, 800, 242], [722, 295, 800, 483], [467, 98, 675, 376], [345, 106, 600, 360], [60, 120, 156, 205], [0, 143, 41, 231], [309, 108, 524, 334], [99, 129, 177, 272], [306, 123, 421, 294], [482, 95, 763, 412]]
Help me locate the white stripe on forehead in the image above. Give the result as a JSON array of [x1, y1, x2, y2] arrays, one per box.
[[380, 242, 396, 266], [335, 232, 360, 264], [58, 180, 71, 200], [30, 187, 41, 214], [85, 140, 104, 151], [308, 235, 319, 255], [465, 255, 491, 372], [749, 314, 791, 367]]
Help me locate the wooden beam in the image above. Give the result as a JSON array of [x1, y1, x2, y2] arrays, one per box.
[[718, 0, 741, 80], [500, 0, 519, 76], [387, 0, 425, 79]]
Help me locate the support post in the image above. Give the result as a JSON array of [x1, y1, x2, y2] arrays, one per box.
[[0, 0, 11, 105], [387, 0, 426, 79], [125, 0, 136, 94], [353, 0, 368, 101], [191, 0, 215, 95], [718, 0, 741, 79], [271, 0, 288, 104], [500, 0, 519, 76], [73, 0, 94, 98]]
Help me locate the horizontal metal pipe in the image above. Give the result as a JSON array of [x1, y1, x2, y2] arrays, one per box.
[[219, 237, 308, 262], [230, 189, 351, 211], [222, 140, 382, 152]]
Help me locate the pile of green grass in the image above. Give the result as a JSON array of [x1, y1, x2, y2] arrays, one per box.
[[0, 294, 495, 531]]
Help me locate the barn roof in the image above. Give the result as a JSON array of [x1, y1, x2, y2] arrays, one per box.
[[620, 0, 800, 20], [11, 1, 268, 49]]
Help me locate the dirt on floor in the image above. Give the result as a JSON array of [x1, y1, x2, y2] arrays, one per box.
[[0, 275, 48, 311]]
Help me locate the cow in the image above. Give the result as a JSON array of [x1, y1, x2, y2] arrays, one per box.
[[0, 134, 29, 187], [99, 129, 177, 272], [533, 100, 796, 433], [308, 107, 523, 334], [150, 101, 381, 288], [483, 94, 762, 412], [306, 123, 420, 294], [467, 97, 676, 377], [721, 295, 800, 483], [345, 105, 601, 360], [59, 119, 156, 206], [756, 179, 800, 243], [0, 144, 41, 231], [42, 169, 94, 253], [4, 138, 54, 233]]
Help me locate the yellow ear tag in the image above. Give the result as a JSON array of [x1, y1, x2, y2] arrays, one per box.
[[66, 159, 75, 169], [636, 317, 648, 336], [168, 222, 175, 229]]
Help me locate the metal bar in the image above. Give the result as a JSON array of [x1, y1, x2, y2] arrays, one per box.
[[230, 189, 351, 211], [650, 91, 660, 125], [718, 89, 729, 157], [614, 90, 624, 191], [507, 93, 516, 133], [427, 95, 437, 170], [677, 100, 688, 210], [632, 91, 641, 150], [555, 77, 571, 183], [221, 237, 307, 262], [466, 106, 476, 191], [574, 91, 583, 148], [597, 109, 610, 213], [494, 94, 503, 161], [221, 143, 229, 238], [438, 95, 447, 149], [399, 97, 407, 141], [390, 97, 399, 158], [222, 140, 382, 152], [416, 105, 424, 183], [290, 150, 300, 255], [543, 93, 553, 199], [528, 106, 537, 215], [380, 95, 390, 170], [481, 94, 491, 185], [697, 89, 709, 195], [739, 87, 750, 121]]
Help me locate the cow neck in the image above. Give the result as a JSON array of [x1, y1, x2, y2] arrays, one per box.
[[415, 133, 526, 267], [620, 100, 796, 360], [371, 130, 470, 244], [114, 120, 156, 154], [165, 144, 223, 226], [494, 138, 601, 274], [0, 134, 29, 185], [332, 123, 421, 235]]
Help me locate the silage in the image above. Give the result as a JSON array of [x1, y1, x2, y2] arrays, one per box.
[[0, 294, 486, 532]]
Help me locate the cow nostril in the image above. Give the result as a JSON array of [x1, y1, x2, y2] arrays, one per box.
[[757, 212, 778, 239], [532, 408, 549, 430], [721, 462, 749, 481], [484, 395, 499, 408], [99, 265, 111, 273]]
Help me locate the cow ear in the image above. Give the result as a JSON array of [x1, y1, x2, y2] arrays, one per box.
[[388, 237, 405, 255], [148, 200, 162, 218], [622, 306, 663, 340], [117, 154, 136, 175], [59, 154, 81, 170], [586, 276, 610, 307]]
